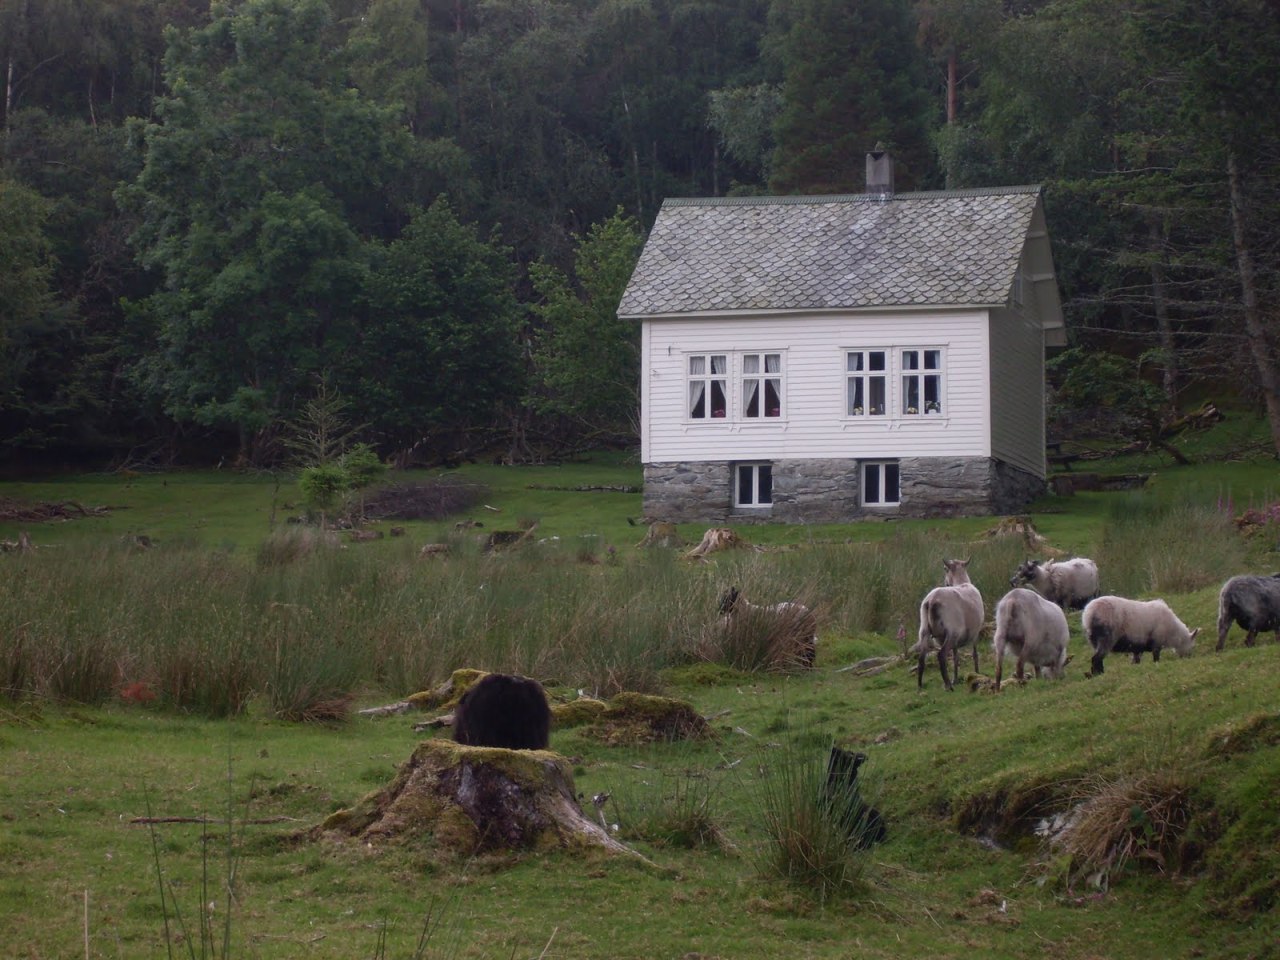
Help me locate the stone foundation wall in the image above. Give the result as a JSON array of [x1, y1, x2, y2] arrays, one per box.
[[643, 458, 1045, 524]]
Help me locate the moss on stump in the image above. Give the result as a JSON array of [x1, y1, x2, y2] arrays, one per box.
[[550, 697, 608, 728], [312, 739, 651, 864], [584, 693, 714, 745]]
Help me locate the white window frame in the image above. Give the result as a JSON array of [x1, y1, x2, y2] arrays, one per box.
[[735, 462, 773, 508], [687, 353, 729, 420], [845, 349, 889, 417], [844, 346, 947, 419], [861, 460, 900, 507], [686, 350, 786, 422], [741, 352, 784, 420], [899, 348, 944, 417]]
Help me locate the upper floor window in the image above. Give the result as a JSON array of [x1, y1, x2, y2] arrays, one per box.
[[846, 350, 887, 417], [846, 347, 945, 418], [688, 354, 728, 419], [742, 353, 783, 418], [901, 349, 943, 416], [687, 351, 784, 421]]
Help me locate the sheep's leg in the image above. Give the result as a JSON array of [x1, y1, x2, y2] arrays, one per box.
[[1245, 629, 1258, 648], [1216, 619, 1231, 651], [1131, 650, 1142, 664], [937, 641, 954, 691], [994, 647, 1004, 692], [1151, 647, 1161, 662], [1016, 656, 1026, 682], [971, 643, 979, 673], [916, 649, 928, 689], [1090, 652, 1105, 676]]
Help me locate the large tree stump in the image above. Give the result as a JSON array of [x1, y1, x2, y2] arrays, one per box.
[[311, 740, 651, 864]]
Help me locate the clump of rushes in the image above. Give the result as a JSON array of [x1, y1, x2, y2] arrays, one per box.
[[751, 735, 876, 901]]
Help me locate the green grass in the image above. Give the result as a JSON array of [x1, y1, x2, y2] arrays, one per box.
[[1, 415, 1279, 958]]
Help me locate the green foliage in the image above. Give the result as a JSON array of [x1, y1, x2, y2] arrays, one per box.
[[120, 0, 409, 460], [1049, 347, 1168, 440], [769, 0, 933, 193], [341, 443, 387, 492], [708, 82, 784, 185], [529, 209, 645, 445], [354, 198, 524, 458], [297, 464, 348, 521]]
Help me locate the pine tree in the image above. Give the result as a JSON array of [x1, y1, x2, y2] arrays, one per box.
[[769, 0, 934, 194]]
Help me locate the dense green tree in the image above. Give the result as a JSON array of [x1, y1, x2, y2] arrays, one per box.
[[1140, 0, 1280, 454], [352, 198, 525, 463], [769, 0, 934, 193], [120, 0, 411, 463], [529, 209, 644, 446], [0, 177, 58, 425]]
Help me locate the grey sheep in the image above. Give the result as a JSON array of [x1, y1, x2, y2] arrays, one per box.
[[1010, 557, 1099, 611], [1216, 573, 1280, 650]]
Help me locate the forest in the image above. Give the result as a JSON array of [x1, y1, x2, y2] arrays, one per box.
[[1, 0, 1277, 469]]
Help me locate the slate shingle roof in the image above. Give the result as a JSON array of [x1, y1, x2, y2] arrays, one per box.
[[617, 186, 1043, 317]]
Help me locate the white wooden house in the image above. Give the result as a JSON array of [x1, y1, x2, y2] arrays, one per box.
[[617, 157, 1065, 523]]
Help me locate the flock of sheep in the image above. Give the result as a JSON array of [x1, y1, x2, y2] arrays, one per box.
[[915, 557, 1280, 692], [719, 560, 1280, 688]]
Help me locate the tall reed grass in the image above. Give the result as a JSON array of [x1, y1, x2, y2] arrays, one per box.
[[1096, 495, 1246, 597], [749, 731, 878, 900], [0, 503, 1239, 715]]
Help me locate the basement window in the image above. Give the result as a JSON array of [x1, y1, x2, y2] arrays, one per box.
[[735, 463, 773, 508], [862, 461, 900, 507]]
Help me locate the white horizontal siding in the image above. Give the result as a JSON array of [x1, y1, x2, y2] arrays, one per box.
[[642, 311, 995, 464]]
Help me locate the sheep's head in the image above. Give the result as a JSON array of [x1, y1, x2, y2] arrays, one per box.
[[942, 558, 973, 586], [718, 586, 741, 615], [1011, 559, 1042, 587]]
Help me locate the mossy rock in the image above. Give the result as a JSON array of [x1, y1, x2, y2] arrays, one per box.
[[551, 697, 608, 728], [311, 739, 652, 865], [585, 692, 715, 745], [405, 668, 488, 712]]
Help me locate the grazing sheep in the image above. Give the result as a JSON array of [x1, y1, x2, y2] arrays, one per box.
[[718, 587, 818, 668], [1010, 557, 1100, 610], [916, 558, 985, 692], [1081, 596, 1198, 676], [452, 673, 552, 749], [822, 746, 886, 848], [992, 587, 1070, 691], [1216, 573, 1280, 650]]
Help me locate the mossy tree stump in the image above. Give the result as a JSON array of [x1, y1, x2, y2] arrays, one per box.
[[313, 740, 649, 863]]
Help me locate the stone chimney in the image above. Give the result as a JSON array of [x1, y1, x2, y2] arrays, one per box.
[[865, 143, 894, 197]]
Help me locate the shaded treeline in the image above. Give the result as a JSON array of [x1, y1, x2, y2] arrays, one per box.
[[1, 0, 1277, 467]]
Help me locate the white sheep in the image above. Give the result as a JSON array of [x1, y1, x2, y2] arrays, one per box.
[[1081, 595, 1198, 676], [717, 587, 817, 669], [992, 587, 1070, 691], [1010, 557, 1099, 610], [1216, 573, 1280, 650], [916, 558, 985, 691]]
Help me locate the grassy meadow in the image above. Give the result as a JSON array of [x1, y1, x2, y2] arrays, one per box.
[[2, 421, 1279, 959]]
